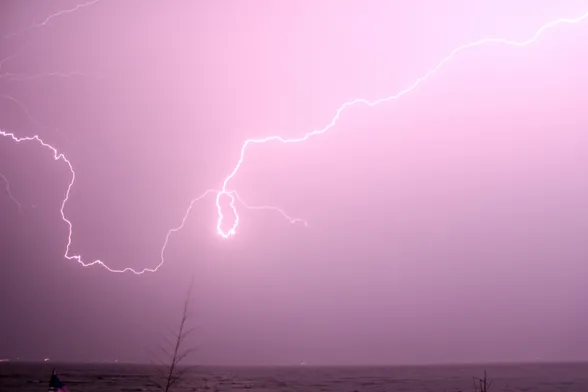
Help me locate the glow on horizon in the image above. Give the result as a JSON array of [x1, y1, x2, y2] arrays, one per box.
[[1, 6, 588, 273]]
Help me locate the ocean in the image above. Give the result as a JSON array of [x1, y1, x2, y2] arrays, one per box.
[[1, 362, 587, 391]]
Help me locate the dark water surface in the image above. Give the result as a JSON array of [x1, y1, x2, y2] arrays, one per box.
[[1, 362, 587, 391]]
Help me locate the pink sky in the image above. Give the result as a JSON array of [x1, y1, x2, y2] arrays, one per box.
[[1, 0, 588, 365]]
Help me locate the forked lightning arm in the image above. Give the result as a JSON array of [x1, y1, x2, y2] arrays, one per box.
[[3, 0, 102, 39], [1, 7, 588, 273], [0, 172, 23, 214]]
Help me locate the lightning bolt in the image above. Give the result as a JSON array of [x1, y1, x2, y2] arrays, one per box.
[[215, 10, 588, 238], [0, 54, 18, 73], [3, 0, 103, 39], [1, 71, 104, 82], [0, 128, 218, 274], [0, 172, 23, 214], [0, 94, 69, 141], [232, 191, 309, 227], [1, 6, 587, 273]]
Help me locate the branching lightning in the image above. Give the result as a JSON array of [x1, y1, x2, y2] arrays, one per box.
[[0, 94, 64, 135], [0, 172, 23, 214], [0, 53, 18, 73], [3, 0, 103, 39], [214, 10, 588, 238], [232, 191, 309, 227], [1, 71, 104, 82], [0, 129, 218, 274], [1, 4, 587, 273]]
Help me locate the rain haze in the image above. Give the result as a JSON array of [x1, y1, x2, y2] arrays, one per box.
[[1, 0, 588, 369]]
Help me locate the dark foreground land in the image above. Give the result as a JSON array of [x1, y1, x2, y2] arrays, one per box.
[[1, 361, 587, 391]]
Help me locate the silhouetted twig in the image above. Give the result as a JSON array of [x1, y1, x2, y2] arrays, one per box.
[[149, 279, 197, 392], [472, 370, 492, 392]]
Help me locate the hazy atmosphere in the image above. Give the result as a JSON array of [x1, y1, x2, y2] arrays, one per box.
[[1, 0, 588, 368]]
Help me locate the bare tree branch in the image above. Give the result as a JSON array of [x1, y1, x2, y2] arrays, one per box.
[[148, 278, 197, 392], [472, 370, 492, 392]]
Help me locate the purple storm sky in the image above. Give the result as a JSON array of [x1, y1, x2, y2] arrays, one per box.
[[1, 0, 588, 366]]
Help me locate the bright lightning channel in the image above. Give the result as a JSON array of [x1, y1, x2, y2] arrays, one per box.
[[1, 9, 587, 274]]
